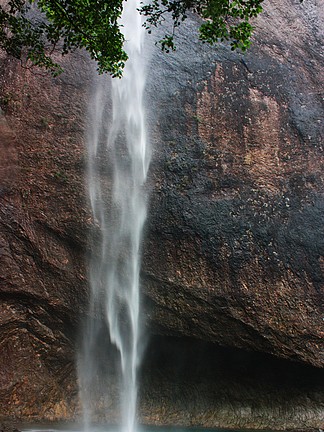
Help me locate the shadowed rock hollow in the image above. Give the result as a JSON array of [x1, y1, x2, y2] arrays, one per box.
[[0, 0, 323, 428]]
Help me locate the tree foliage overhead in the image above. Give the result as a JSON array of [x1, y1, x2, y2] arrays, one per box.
[[0, 0, 126, 76], [0, 0, 263, 77], [140, 0, 263, 53]]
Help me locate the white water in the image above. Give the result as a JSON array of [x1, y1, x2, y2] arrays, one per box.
[[79, 3, 149, 432]]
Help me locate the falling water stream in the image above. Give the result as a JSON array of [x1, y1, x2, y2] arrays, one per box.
[[79, 2, 149, 432]]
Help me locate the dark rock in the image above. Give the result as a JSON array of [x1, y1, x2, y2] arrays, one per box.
[[143, 0, 324, 368], [139, 335, 324, 430], [0, 424, 20, 432]]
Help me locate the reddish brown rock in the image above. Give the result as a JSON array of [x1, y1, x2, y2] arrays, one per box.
[[0, 53, 91, 420], [0, 0, 323, 428]]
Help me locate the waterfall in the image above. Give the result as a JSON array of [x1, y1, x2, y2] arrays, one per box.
[[79, 2, 149, 432]]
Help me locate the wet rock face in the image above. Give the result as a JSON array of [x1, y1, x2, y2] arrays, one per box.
[[0, 0, 323, 426], [142, 0, 324, 369]]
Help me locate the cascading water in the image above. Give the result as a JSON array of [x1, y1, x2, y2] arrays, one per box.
[[79, 3, 149, 432]]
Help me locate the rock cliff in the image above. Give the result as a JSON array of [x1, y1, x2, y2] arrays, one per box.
[[0, 52, 91, 418], [0, 0, 323, 428], [143, 0, 324, 368]]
